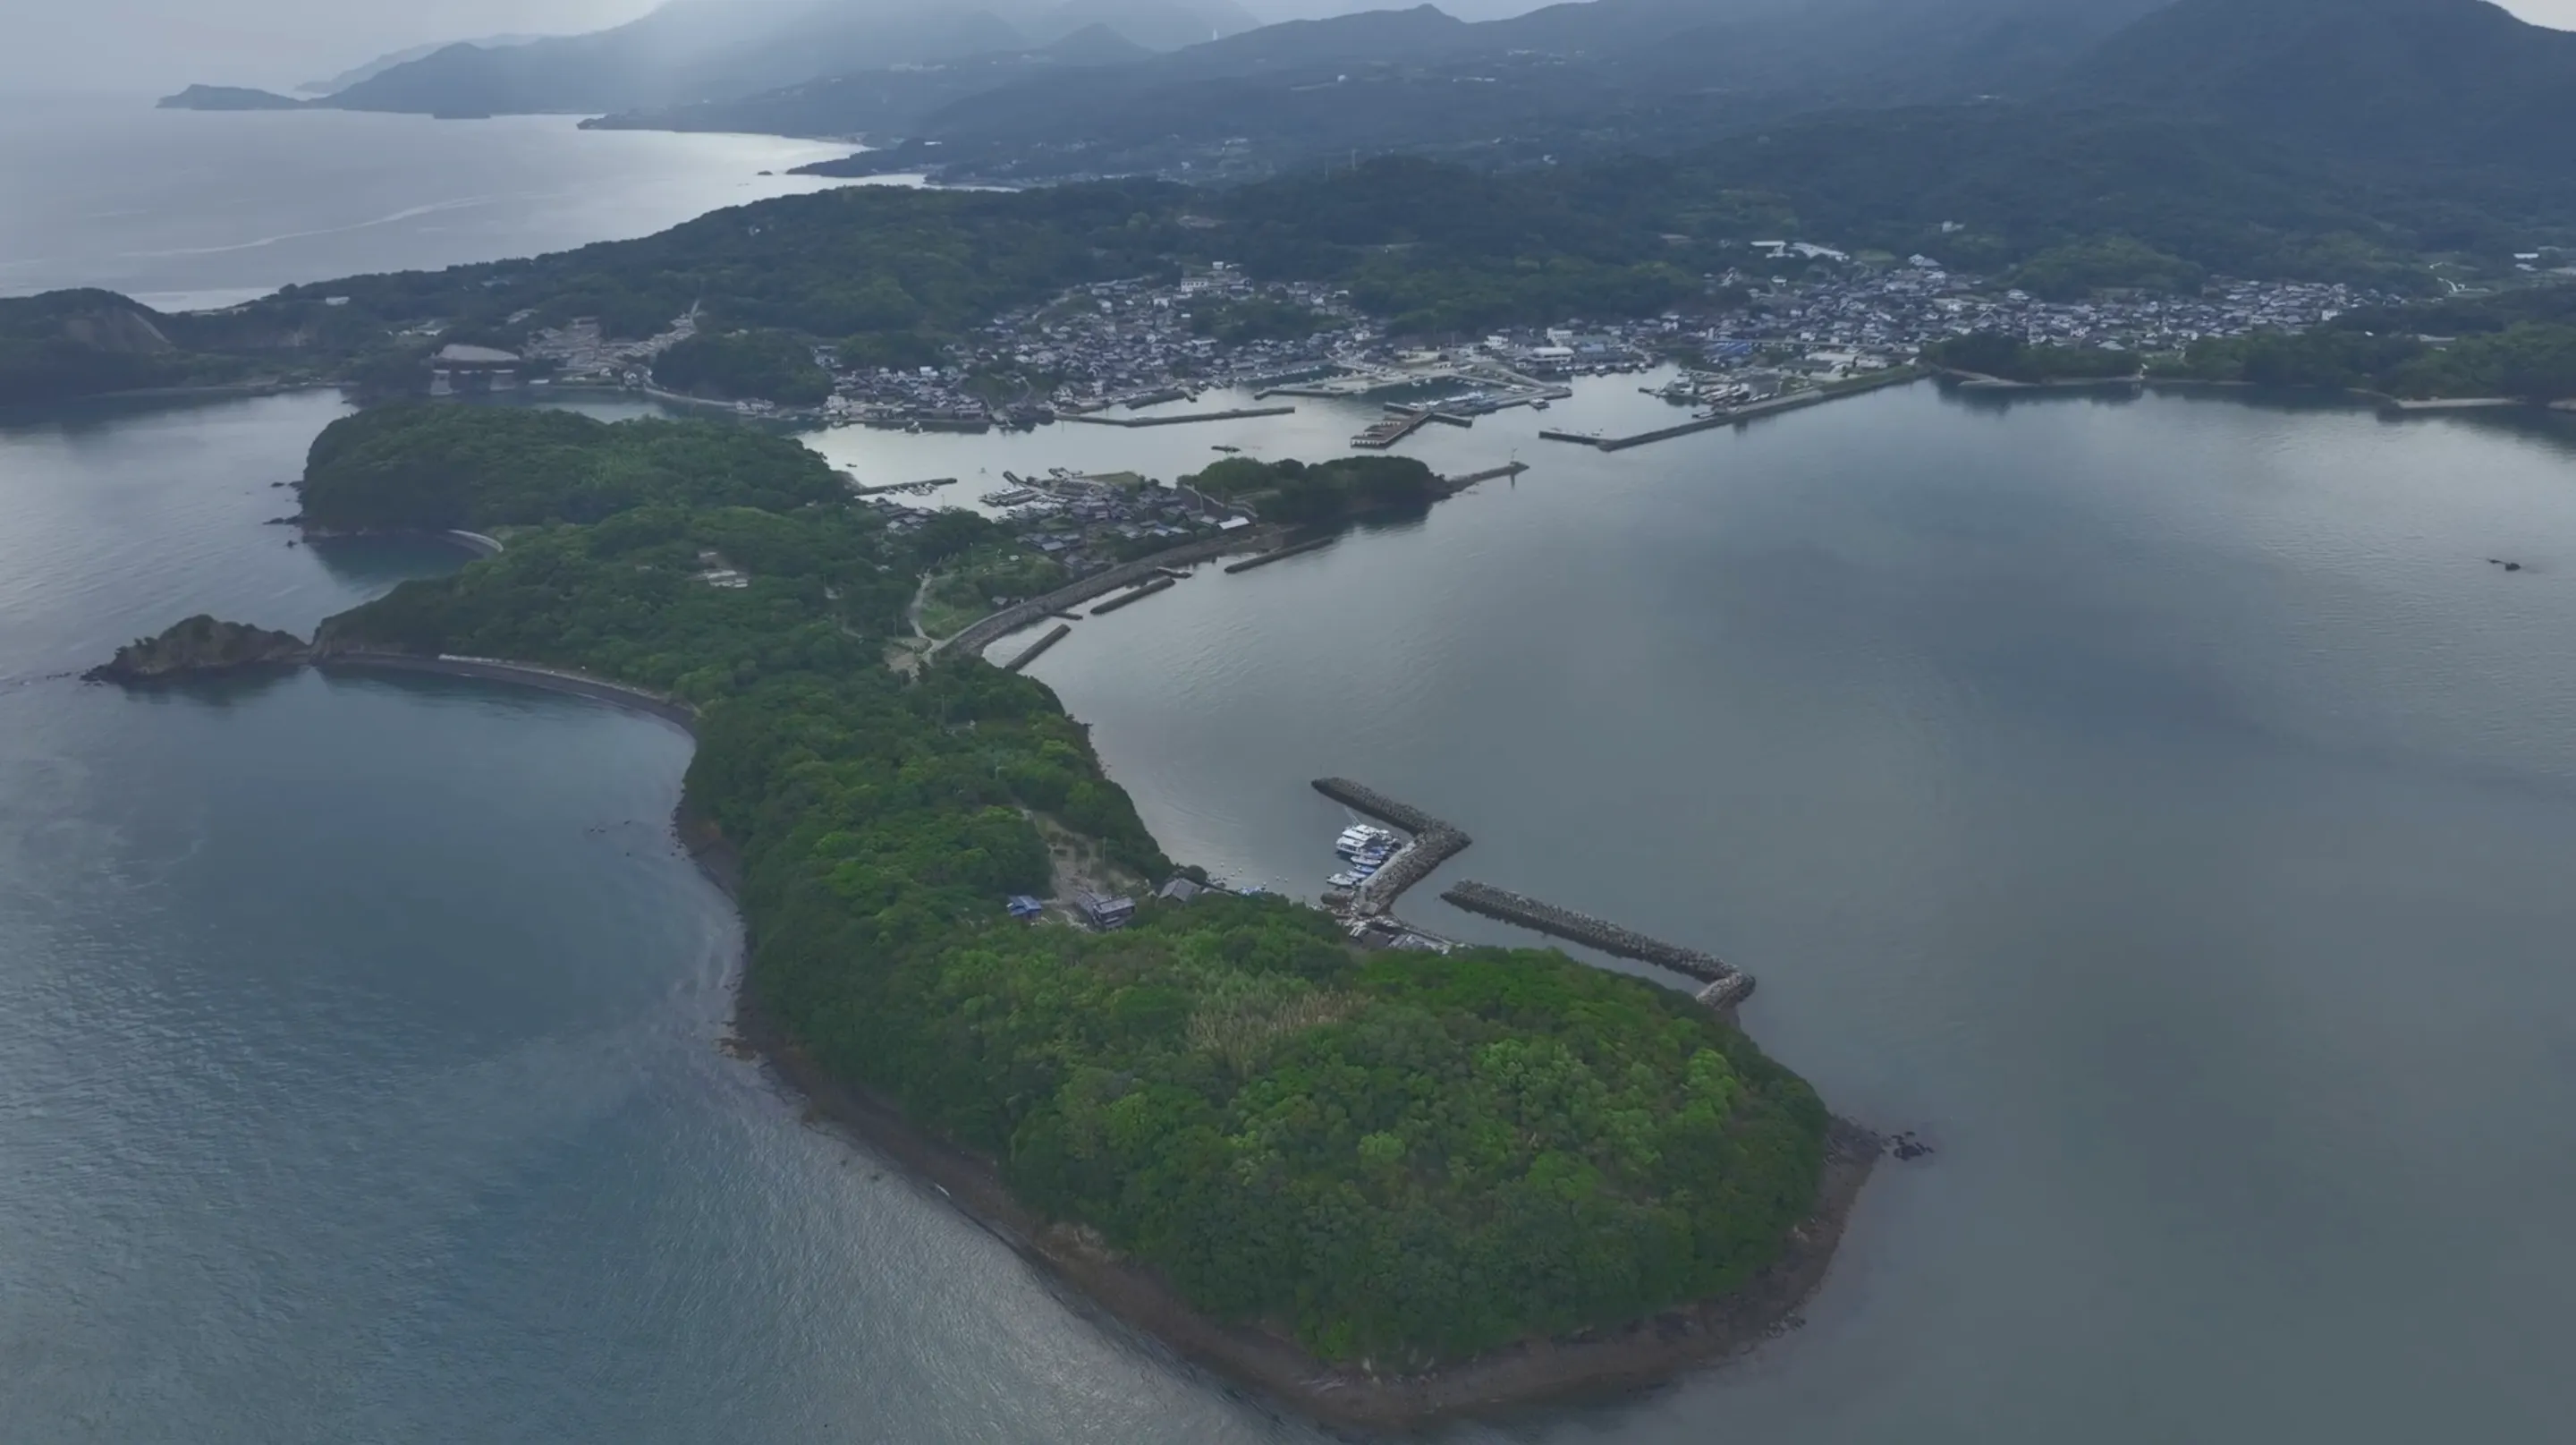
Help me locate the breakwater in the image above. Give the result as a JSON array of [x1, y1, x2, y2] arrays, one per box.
[[939, 529, 1272, 659], [1434, 462, 1529, 495], [1090, 577, 1175, 616], [1224, 536, 1335, 574], [1441, 880, 1755, 1008], [1063, 406, 1297, 429], [1541, 369, 1923, 453], [1000, 625, 1072, 672], [1311, 778, 1471, 914]]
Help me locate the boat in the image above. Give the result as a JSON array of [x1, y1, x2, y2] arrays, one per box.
[[1326, 871, 1366, 889]]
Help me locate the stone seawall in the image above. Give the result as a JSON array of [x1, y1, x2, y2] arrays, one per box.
[[317, 652, 699, 730], [1442, 880, 1754, 1008], [1000, 625, 1072, 673], [940, 530, 1272, 659]]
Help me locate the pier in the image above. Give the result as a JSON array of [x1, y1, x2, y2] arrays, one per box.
[[1440, 880, 1755, 1009], [850, 476, 956, 497], [1311, 778, 1471, 914], [1224, 536, 1335, 574], [1089, 576, 1176, 616], [1063, 405, 1297, 429], [1000, 624, 1072, 672], [1352, 408, 1436, 449], [1433, 462, 1529, 494]]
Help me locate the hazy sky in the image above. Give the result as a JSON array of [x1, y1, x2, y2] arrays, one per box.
[[4, 0, 2574, 96]]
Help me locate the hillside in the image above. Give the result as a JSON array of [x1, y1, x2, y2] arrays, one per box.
[[2065, 0, 2576, 178]]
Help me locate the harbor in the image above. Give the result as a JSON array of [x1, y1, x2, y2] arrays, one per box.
[[1298, 778, 1751, 1010]]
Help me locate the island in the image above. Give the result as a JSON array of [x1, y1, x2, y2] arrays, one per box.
[[156, 84, 307, 111], [95, 404, 1868, 1426]]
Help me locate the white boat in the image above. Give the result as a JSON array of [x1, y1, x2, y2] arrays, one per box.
[[1326, 871, 1366, 889]]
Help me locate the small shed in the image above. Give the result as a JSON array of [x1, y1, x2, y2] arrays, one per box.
[[1005, 895, 1046, 920], [1156, 878, 1206, 905]]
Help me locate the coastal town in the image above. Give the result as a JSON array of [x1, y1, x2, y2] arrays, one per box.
[[483, 245, 2398, 432]]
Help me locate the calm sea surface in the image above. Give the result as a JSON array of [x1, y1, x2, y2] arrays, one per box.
[[0, 96, 884, 311], [6, 380, 2574, 1442]]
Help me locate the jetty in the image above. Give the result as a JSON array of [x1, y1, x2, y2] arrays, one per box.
[[1089, 576, 1176, 616], [1224, 536, 1335, 574], [1539, 369, 1923, 453], [1000, 624, 1072, 672], [1434, 462, 1528, 494], [850, 477, 956, 497], [1063, 405, 1296, 429], [1441, 880, 1755, 1009], [1311, 778, 1471, 914]]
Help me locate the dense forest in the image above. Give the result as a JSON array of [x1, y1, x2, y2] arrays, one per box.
[[1185, 454, 1439, 524], [298, 407, 1832, 1364], [297, 404, 847, 531], [651, 327, 835, 405]]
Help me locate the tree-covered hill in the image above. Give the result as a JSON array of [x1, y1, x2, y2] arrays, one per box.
[[288, 405, 1836, 1366]]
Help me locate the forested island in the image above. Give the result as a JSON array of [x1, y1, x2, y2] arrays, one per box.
[[101, 404, 1853, 1422]]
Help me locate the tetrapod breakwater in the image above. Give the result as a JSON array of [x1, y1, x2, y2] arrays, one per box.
[[1441, 880, 1756, 1010]]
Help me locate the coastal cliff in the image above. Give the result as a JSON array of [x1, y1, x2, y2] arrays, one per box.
[[87, 616, 310, 682]]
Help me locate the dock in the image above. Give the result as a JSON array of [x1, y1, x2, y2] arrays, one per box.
[[999, 624, 1071, 673], [1224, 536, 1335, 574], [1440, 880, 1755, 1009], [1311, 778, 1472, 914], [1089, 576, 1176, 616], [850, 477, 956, 497], [1352, 408, 1436, 449], [1062, 405, 1297, 429]]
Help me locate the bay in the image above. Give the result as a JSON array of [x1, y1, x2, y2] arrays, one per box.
[[0, 97, 888, 311], [6, 372, 2576, 1442]]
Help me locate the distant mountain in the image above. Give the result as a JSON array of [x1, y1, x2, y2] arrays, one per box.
[[157, 85, 307, 112], [167, 0, 1265, 118], [317, 3, 1030, 115], [583, 26, 1157, 139], [1028, 0, 1262, 51], [294, 35, 549, 97], [2063, 0, 2576, 176], [886, 0, 2170, 176]]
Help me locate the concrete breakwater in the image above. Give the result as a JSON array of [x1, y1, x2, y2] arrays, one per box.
[[1089, 577, 1175, 616], [1311, 778, 1471, 914], [1224, 536, 1335, 574], [1441, 880, 1755, 1009], [1541, 369, 1923, 453], [1000, 625, 1072, 672], [1063, 406, 1297, 429], [939, 529, 1271, 659]]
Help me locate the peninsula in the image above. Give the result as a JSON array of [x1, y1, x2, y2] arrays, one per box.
[[97, 404, 1859, 1426]]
